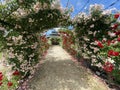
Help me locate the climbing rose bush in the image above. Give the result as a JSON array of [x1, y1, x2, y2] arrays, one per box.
[[97, 12, 120, 84], [74, 4, 111, 62], [0, 0, 69, 89], [39, 34, 49, 55], [0, 31, 50, 89], [6, 31, 40, 77], [74, 4, 120, 85], [0, 0, 70, 89], [59, 30, 77, 58]]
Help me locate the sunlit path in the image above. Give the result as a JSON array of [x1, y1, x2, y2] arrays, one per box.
[[28, 46, 109, 90]]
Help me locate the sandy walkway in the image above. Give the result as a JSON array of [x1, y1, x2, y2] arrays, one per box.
[[28, 46, 109, 90]]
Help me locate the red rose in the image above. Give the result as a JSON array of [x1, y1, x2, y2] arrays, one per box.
[[115, 30, 120, 35], [108, 50, 119, 56], [0, 82, 2, 86], [13, 70, 20, 76], [7, 82, 13, 87], [0, 72, 2, 75], [111, 40, 115, 44], [0, 73, 3, 81], [114, 52, 119, 56], [117, 38, 120, 42], [112, 24, 118, 29], [97, 41, 104, 48], [107, 40, 111, 46], [0, 77, 3, 81], [108, 50, 113, 56], [114, 14, 119, 19], [103, 62, 114, 72]]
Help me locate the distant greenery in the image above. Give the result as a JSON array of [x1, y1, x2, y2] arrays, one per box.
[[50, 37, 61, 45]]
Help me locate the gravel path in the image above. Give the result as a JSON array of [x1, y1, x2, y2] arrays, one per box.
[[28, 46, 109, 90]]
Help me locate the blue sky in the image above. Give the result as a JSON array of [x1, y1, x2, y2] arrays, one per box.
[[60, 0, 120, 17]]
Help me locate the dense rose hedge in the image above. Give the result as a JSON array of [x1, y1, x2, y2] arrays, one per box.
[[0, 0, 69, 89], [0, 31, 49, 89], [59, 30, 77, 58], [74, 4, 120, 85]]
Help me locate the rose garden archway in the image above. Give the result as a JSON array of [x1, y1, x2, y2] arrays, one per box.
[[0, 0, 120, 89]]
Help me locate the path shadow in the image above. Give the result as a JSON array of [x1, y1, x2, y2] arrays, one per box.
[[28, 58, 106, 90]]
